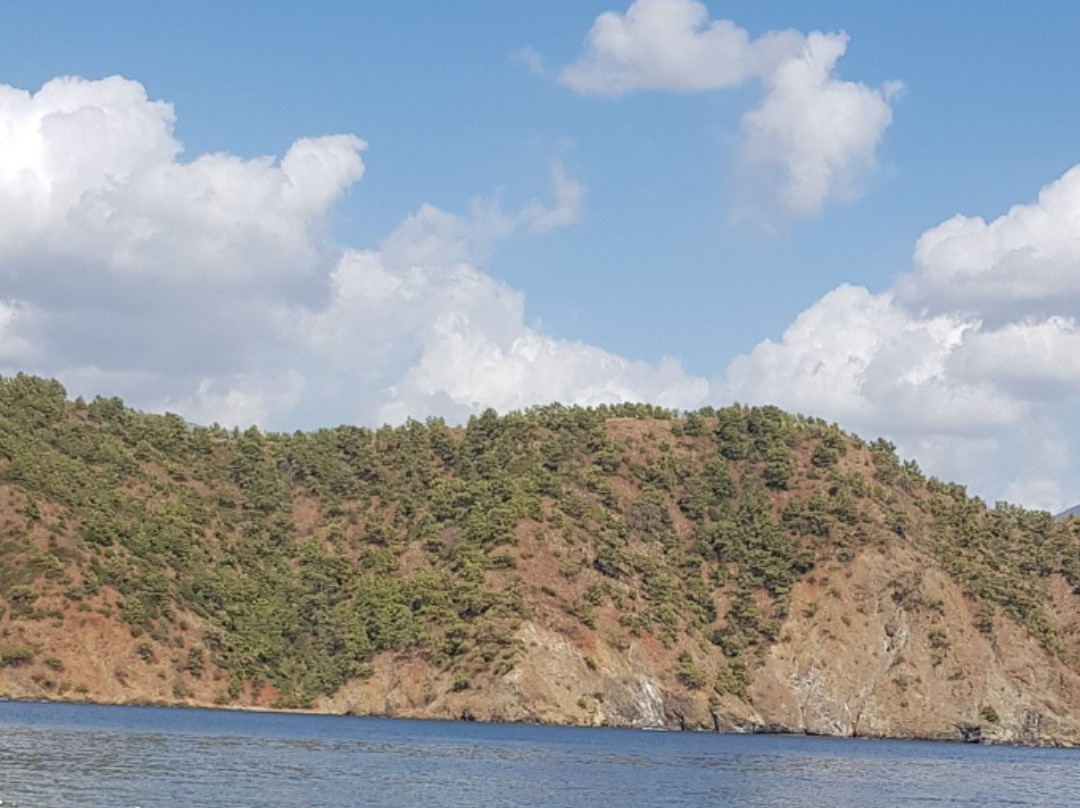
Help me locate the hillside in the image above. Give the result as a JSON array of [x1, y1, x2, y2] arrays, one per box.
[[1, 373, 1079, 745], [1056, 504, 1080, 521]]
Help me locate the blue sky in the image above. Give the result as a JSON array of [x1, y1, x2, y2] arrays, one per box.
[[3, 1, 1080, 510]]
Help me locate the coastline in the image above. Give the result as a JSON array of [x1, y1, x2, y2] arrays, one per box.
[[1, 693, 1073, 748]]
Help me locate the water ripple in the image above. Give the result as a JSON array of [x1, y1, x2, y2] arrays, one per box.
[[0, 703, 1077, 808]]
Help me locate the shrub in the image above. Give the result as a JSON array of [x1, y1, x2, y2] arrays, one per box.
[[714, 656, 748, 699], [43, 656, 64, 672], [928, 628, 949, 650], [0, 642, 35, 667], [676, 651, 707, 689], [7, 585, 37, 618], [186, 647, 205, 677]]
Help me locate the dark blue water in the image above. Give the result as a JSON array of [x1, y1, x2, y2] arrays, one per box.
[[0, 701, 1076, 807]]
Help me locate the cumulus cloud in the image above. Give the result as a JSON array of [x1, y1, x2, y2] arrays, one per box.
[[163, 371, 308, 430], [734, 33, 900, 223], [721, 285, 1019, 436], [0, 75, 369, 406], [0, 75, 376, 425], [0, 76, 364, 294], [719, 164, 1080, 511], [899, 164, 1080, 321], [560, 0, 801, 94], [0, 75, 705, 433], [293, 194, 705, 427], [381, 314, 708, 425], [12, 74, 1079, 512], [949, 317, 1080, 402], [560, 0, 898, 222]]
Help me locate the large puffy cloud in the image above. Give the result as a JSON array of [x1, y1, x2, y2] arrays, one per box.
[[719, 164, 1080, 511], [0, 76, 364, 293], [0, 75, 367, 388], [0, 75, 707, 432], [722, 285, 1022, 436], [560, 0, 898, 222], [0, 75, 378, 429], [899, 164, 1080, 320]]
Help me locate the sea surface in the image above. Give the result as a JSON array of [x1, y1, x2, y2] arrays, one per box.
[[0, 701, 1077, 807]]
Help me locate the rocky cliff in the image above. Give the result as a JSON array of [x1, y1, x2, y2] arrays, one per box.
[[324, 541, 1080, 745]]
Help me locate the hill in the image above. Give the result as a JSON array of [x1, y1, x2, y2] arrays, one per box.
[[1056, 504, 1080, 521], [1, 373, 1079, 745]]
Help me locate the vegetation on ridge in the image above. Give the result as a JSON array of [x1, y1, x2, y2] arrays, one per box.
[[0, 373, 1079, 709]]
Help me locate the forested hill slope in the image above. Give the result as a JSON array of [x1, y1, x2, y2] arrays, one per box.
[[1, 373, 1080, 745]]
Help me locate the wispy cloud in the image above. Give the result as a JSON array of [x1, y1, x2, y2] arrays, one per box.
[[511, 46, 547, 77]]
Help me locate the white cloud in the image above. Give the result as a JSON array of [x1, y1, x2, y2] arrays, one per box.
[[998, 424, 1069, 512], [899, 164, 1080, 321], [720, 285, 1018, 436], [10, 74, 1079, 512], [380, 311, 708, 425], [734, 33, 900, 223], [0, 75, 704, 434], [0, 75, 375, 429], [296, 194, 705, 427], [949, 317, 1080, 401], [560, 0, 801, 94], [0, 75, 179, 223], [720, 163, 1080, 511], [163, 371, 308, 430], [560, 0, 898, 222], [0, 76, 364, 296]]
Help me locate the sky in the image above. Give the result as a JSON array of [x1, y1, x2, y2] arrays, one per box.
[[2, 1, 1080, 511]]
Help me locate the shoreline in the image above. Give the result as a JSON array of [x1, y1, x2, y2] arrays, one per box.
[[0, 694, 1073, 749]]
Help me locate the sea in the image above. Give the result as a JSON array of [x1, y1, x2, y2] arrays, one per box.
[[0, 701, 1077, 807]]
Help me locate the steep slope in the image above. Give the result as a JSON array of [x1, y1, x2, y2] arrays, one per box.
[[1, 374, 1079, 745]]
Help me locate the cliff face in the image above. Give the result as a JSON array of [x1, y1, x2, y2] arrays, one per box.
[[323, 542, 1080, 746], [1, 375, 1080, 745]]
